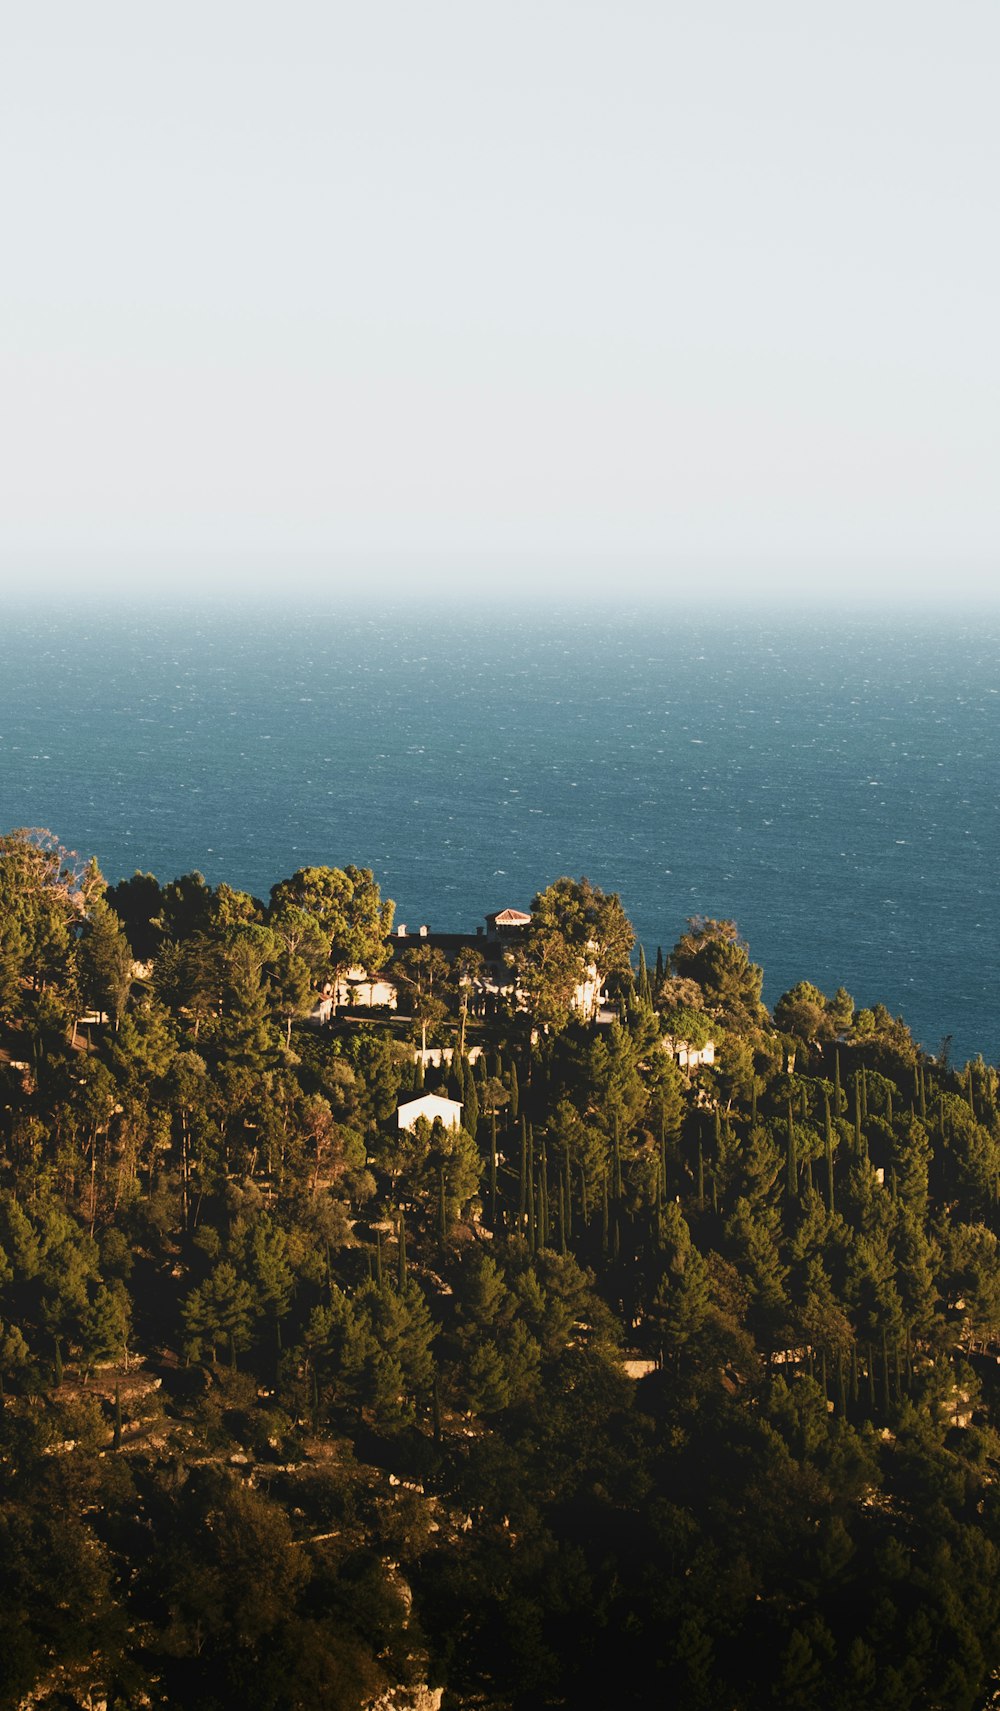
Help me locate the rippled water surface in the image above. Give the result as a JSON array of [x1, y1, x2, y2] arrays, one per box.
[[1, 601, 997, 1060]]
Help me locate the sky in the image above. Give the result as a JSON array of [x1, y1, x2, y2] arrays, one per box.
[[1, 2, 998, 605]]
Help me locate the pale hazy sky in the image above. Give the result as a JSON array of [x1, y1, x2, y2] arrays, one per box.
[[1, 2, 997, 604]]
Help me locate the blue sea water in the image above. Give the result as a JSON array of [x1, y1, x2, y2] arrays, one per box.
[[0, 600, 997, 1063]]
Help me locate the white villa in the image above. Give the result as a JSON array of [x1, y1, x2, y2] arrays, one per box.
[[308, 904, 611, 1028], [396, 1092, 464, 1133], [662, 1036, 716, 1071]]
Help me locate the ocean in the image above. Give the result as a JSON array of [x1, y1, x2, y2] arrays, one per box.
[[1, 600, 997, 1063]]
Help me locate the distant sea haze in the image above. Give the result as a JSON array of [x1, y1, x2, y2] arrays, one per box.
[[2, 601, 997, 1064]]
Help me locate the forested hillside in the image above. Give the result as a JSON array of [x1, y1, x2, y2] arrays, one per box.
[[3, 827, 1000, 1711]]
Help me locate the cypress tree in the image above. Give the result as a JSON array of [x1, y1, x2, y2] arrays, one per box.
[[834, 1048, 842, 1115], [539, 1145, 549, 1249], [489, 1112, 498, 1223], [861, 1064, 868, 1120], [654, 945, 664, 991], [919, 1060, 927, 1120], [786, 1100, 797, 1201], [527, 1127, 536, 1252], [563, 1138, 573, 1239], [824, 1088, 835, 1213], [697, 1136, 705, 1208], [509, 1060, 520, 1123], [438, 1168, 448, 1243], [413, 1054, 425, 1092], [751, 1080, 758, 1127], [638, 944, 650, 1006], [518, 1117, 528, 1227], [886, 1086, 893, 1125], [612, 1116, 623, 1259], [967, 1066, 976, 1119], [397, 1214, 407, 1290], [854, 1077, 863, 1155], [464, 1069, 479, 1140]]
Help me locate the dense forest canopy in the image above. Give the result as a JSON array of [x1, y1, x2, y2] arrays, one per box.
[[2, 825, 1000, 1710]]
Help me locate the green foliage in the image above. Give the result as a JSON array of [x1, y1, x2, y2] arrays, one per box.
[[6, 835, 1000, 1710]]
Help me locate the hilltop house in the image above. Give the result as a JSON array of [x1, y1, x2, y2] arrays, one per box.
[[307, 904, 610, 1027], [390, 907, 607, 1021]]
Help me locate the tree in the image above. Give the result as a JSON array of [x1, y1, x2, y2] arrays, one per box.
[[158, 870, 215, 941], [452, 943, 486, 1056], [669, 918, 766, 1033], [0, 828, 101, 993], [774, 981, 833, 1049], [397, 943, 450, 1053], [530, 876, 635, 1020], [268, 865, 393, 1009], [182, 1261, 255, 1365], [105, 870, 163, 959], [78, 898, 135, 1029], [508, 923, 583, 1035]]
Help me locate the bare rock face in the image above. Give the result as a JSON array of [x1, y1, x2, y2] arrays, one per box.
[[367, 1689, 443, 1711]]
